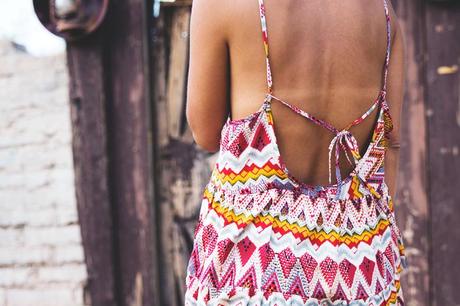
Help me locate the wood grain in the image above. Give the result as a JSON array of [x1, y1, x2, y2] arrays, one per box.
[[424, 2, 460, 305], [67, 34, 118, 306], [151, 6, 214, 305], [167, 8, 191, 138], [392, 1, 431, 305], [103, 0, 158, 304], [67, 0, 159, 305]]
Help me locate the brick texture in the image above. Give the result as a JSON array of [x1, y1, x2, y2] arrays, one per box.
[[0, 40, 88, 306]]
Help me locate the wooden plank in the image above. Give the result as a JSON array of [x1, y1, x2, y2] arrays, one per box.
[[151, 12, 170, 148], [391, 1, 431, 305], [67, 35, 117, 306], [151, 6, 214, 304], [167, 7, 191, 138], [103, 0, 159, 305], [151, 11, 176, 304], [424, 3, 460, 305]]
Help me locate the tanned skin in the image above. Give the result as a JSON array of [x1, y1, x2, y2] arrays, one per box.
[[186, 0, 405, 198]]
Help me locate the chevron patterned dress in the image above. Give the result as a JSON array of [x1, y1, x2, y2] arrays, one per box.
[[185, 0, 408, 305]]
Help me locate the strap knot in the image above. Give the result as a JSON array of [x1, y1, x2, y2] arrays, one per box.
[[328, 130, 360, 185]]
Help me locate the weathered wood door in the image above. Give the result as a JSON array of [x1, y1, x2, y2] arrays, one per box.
[[150, 2, 214, 305], [391, 1, 460, 305]]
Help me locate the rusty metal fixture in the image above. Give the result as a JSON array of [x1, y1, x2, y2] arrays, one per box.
[[33, 0, 109, 41]]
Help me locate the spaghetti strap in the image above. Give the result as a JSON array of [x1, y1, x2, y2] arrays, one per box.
[[257, 0, 273, 94], [382, 0, 392, 92], [265, 93, 339, 134]]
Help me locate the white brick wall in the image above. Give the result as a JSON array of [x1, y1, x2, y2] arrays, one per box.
[[0, 40, 87, 306]]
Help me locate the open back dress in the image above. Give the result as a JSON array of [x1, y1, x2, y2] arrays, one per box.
[[184, 0, 408, 305]]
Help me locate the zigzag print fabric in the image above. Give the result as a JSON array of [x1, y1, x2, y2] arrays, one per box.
[[185, 0, 407, 305], [184, 95, 407, 305]]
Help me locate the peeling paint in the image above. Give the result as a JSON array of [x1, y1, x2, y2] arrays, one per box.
[[130, 272, 143, 306], [434, 24, 444, 33], [402, 214, 415, 244], [457, 80, 460, 127], [439, 146, 459, 156], [408, 102, 428, 217], [437, 65, 458, 75], [394, 5, 432, 304]]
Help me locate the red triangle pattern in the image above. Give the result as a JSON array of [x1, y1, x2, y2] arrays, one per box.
[[258, 242, 275, 270], [312, 281, 327, 300], [237, 237, 257, 266], [262, 271, 282, 299], [278, 248, 297, 278], [299, 253, 318, 282], [202, 263, 219, 289], [228, 132, 249, 158], [250, 123, 271, 151], [288, 276, 308, 300], [217, 238, 234, 265], [319, 256, 338, 288], [219, 260, 236, 288], [332, 283, 348, 300], [236, 266, 258, 296], [375, 250, 386, 280], [359, 256, 376, 286], [202, 224, 218, 256], [339, 258, 357, 289], [355, 283, 369, 300]]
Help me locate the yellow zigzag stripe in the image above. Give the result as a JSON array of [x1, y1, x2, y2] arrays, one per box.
[[385, 278, 402, 305], [266, 109, 274, 124], [215, 165, 287, 185], [208, 197, 391, 245], [349, 176, 363, 199]]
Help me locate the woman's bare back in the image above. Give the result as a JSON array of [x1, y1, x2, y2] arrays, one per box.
[[187, 0, 405, 190]]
